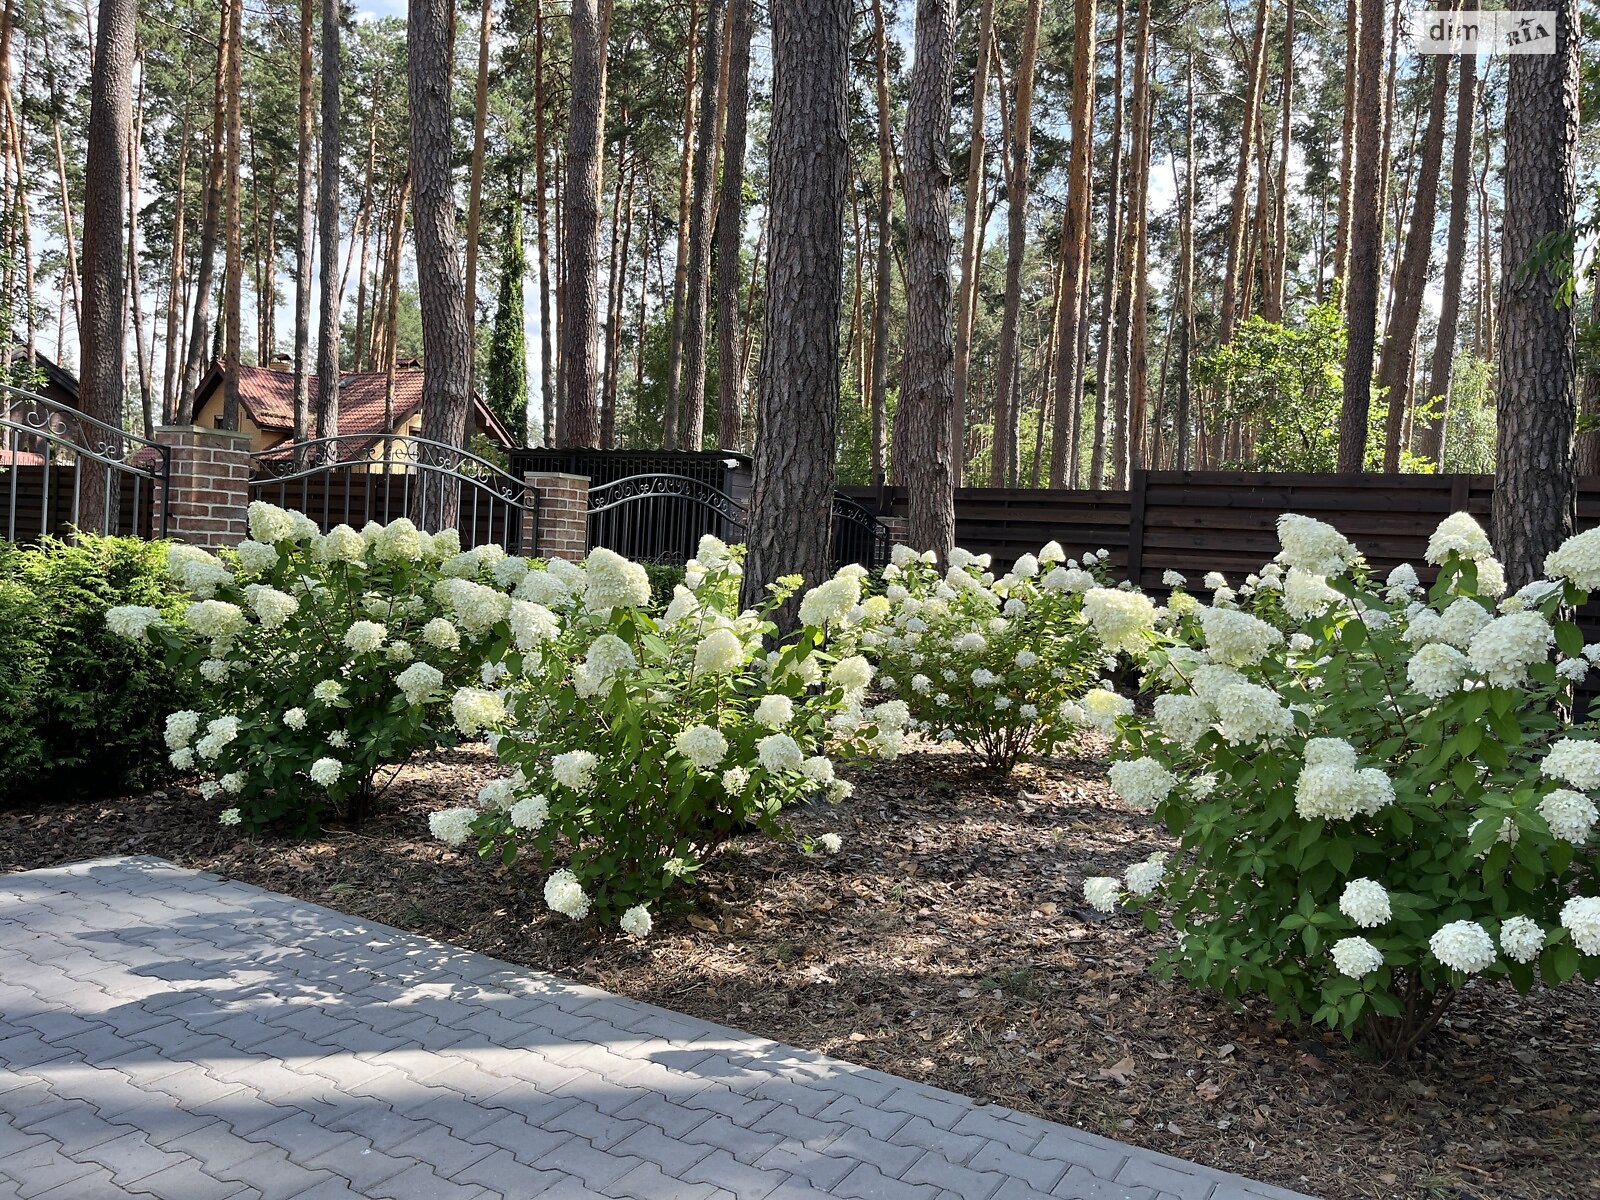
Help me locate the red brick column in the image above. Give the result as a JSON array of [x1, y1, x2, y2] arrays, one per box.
[[524, 471, 590, 562], [880, 516, 910, 548], [153, 426, 252, 549]]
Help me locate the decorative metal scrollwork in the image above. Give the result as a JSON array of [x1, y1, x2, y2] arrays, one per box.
[[587, 473, 749, 523]]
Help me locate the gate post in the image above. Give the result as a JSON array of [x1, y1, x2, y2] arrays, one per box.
[[154, 426, 252, 549], [524, 471, 590, 562]]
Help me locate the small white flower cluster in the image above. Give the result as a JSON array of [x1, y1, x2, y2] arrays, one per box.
[[1293, 738, 1394, 821], [1106, 757, 1177, 810]]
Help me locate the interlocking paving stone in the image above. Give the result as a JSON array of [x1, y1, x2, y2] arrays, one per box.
[[0, 858, 1319, 1200]]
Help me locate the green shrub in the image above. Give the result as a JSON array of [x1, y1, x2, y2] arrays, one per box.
[[0, 535, 192, 803], [643, 562, 686, 608]]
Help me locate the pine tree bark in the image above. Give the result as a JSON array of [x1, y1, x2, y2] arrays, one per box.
[[1333, 0, 1357, 294], [1175, 53, 1196, 470], [663, 0, 700, 450], [987, 0, 1042, 488], [1218, 0, 1271, 343], [179, 0, 228, 415], [1378, 47, 1451, 471], [80, 0, 135, 524], [897, 0, 957, 558], [560, 0, 608, 447], [951, 0, 997, 487], [1420, 3, 1476, 468], [1265, 0, 1293, 322], [1334, 0, 1387, 471], [1047, 0, 1097, 488], [1090, 0, 1125, 490], [534, 0, 554, 444], [293, 0, 315, 445], [679, 0, 726, 450], [865, 0, 893, 482], [315, 0, 342, 437], [1494, 0, 1579, 588], [222, 0, 243, 428], [463, 0, 494, 347], [410, 0, 473, 460], [740, 0, 850, 614], [715, 0, 753, 450]]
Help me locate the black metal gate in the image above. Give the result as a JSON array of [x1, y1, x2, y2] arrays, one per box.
[[250, 435, 536, 552], [1, 385, 170, 544]]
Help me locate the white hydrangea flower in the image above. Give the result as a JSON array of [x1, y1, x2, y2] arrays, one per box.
[[396, 662, 445, 707], [387, 640, 414, 664], [1162, 570, 1187, 588], [544, 869, 591, 920], [552, 749, 598, 791], [509, 600, 561, 650], [1557, 658, 1589, 683], [1430, 919, 1497, 974], [798, 574, 862, 627], [327, 730, 349, 748], [752, 694, 795, 729], [105, 604, 170, 642], [312, 679, 344, 705], [309, 757, 342, 788], [164, 710, 201, 750], [1331, 936, 1383, 979], [1081, 588, 1157, 655], [1294, 742, 1394, 820], [1537, 789, 1598, 844], [694, 628, 744, 675], [1542, 739, 1600, 790], [450, 687, 506, 737], [281, 707, 308, 731], [1407, 641, 1469, 699], [954, 631, 988, 654], [1338, 878, 1391, 928], [831, 655, 874, 696], [1199, 607, 1283, 667], [247, 501, 303, 544], [674, 724, 729, 771], [313, 524, 366, 564], [216, 807, 242, 826], [1123, 852, 1167, 896], [420, 617, 461, 651], [1426, 512, 1494, 564], [1212, 682, 1295, 746], [757, 733, 804, 774], [1559, 895, 1600, 955], [1276, 513, 1357, 576], [509, 794, 550, 831], [1079, 687, 1134, 734], [1190, 774, 1218, 799], [1499, 916, 1545, 964], [816, 832, 843, 855], [1019, 703, 1038, 719], [343, 620, 388, 655], [1543, 526, 1600, 590], [722, 767, 751, 794], [619, 905, 653, 937], [1152, 693, 1212, 747], [1282, 568, 1338, 620], [1466, 611, 1553, 687], [1083, 877, 1121, 913], [1107, 757, 1177, 809], [185, 599, 248, 640], [1385, 563, 1420, 598], [429, 806, 477, 847]]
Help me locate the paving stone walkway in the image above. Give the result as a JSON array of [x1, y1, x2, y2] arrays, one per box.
[[0, 857, 1316, 1200]]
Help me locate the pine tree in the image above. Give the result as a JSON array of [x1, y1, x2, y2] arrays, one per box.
[[487, 199, 530, 445]]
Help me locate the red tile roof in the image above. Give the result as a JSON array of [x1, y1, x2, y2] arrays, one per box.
[[192, 361, 513, 448]]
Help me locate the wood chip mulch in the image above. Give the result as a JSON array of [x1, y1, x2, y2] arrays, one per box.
[[4, 743, 1599, 1200]]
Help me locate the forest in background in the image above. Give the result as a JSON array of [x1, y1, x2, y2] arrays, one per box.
[[1, 0, 1594, 490]]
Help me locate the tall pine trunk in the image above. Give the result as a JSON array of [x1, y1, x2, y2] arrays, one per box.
[[987, 0, 1042, 487], [951, 0, 997, 487], [315, 0, 341, 436], [410, 0, 473, 459], [897, 0, 957, 558], [560, 0, 609, 447], [1047, 0, 1097, 488], [740, 0, 850, 613], [678, 0, 726, 450], [1494, 0, 1579, 587], [715, 0, 753, 450], [663, 0, 700, 450], [1334, 0, 1388, 470], [179, 0, 228, 415], [1218, 0, 1271, 343], [293, 0, 314, 445]]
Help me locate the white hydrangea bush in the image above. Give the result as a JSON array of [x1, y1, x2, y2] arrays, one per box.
[[861, 542, 1124, 772], [435, 537, 902, 929], [106, 502, 519, 832], [1086, 511, 1600, 1058]]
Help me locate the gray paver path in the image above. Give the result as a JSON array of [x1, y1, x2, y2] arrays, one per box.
[[0, 857, 1317, 1200]]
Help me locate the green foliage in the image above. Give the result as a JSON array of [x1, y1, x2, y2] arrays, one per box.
[[643, 562, 686, 607], [111, 505, 517, 834], [0, 536, 192, 804], [1442, 355, 1496, 473], [1095, 514, 1600, 1058], [486, 200, 530, 444], [1196, 301, 1347, 471], [455, 541, 904, 927]]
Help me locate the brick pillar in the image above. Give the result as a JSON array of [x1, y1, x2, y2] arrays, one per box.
[[524, 471, 590, 562], [154, 426, 252, 549], [880, 516, 909, 547]]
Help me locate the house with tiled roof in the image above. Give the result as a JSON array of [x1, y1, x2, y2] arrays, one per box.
[[189, 360, 516, 455]]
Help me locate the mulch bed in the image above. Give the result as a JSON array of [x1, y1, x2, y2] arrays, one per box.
[[4, 744, 1599, 1200]]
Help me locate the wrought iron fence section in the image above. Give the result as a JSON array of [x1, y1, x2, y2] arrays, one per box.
[[1, 384, 170, 543], [832, 492, 890, 571], [250, 434, 533, 552], [587, 472, 749, 564]]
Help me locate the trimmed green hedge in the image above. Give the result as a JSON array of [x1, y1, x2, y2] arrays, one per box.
[[0, 536, 193, 803]]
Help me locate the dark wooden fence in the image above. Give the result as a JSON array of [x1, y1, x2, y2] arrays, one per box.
[[4, 464, 158, 543], [847, 471, 1600, 585]]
